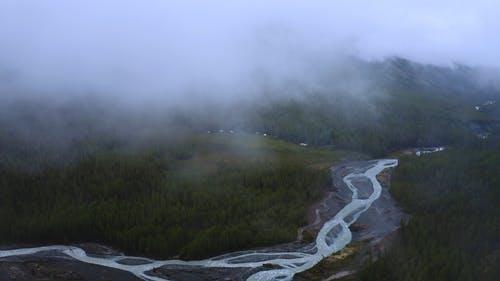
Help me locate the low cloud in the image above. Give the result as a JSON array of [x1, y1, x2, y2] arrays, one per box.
[[1, 1, 499, 104]]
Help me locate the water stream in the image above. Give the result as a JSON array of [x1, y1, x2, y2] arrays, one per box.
[[0, 159, 398, 281]]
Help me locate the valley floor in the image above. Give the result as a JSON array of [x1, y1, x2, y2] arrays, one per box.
[[0, 159, 402, 281]]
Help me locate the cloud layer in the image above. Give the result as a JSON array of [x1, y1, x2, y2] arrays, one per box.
[[1, 1, 499, 102]]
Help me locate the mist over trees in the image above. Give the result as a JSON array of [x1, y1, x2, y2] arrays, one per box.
[[1, 2, 499, 281], [1, 56, 498, 164]]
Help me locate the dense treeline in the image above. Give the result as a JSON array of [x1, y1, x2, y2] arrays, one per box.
[[241, 90, 477, 156], [0, 137, 330, 259], [359, 140, 500, 281]]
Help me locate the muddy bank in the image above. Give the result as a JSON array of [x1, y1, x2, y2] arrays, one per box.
[[297, 163, 355, 242], [298, 162, 406, 245], [147, 264, 266, 281], [295, 161, 407, 280], [0, 255, 141, 281], [0, 243, 140, 281]]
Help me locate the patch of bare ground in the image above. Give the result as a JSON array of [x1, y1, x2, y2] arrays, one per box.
[[0, 258, 141, 281], [294, 242, 362, 281], [297, 165, 353, 242], [297, 190, 335, 242], [376, 168, 393, 189]]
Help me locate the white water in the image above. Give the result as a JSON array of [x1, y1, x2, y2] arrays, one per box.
[[415, 146, 445, 156], [0, 159, 398, 281]]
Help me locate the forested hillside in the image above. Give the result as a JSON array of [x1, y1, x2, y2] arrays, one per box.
[[359, 140, 500, 281], [1, 56, 499, 264], [0, 134, 360, 259], [238, 58, 500, 155]]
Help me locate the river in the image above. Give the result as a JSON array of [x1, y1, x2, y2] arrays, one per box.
[[0, 159, 398, 281]]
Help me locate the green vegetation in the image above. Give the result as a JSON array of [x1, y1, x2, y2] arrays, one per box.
[[0, 134, 361, 259], [241, 87, 494, 156], [359, 140, 500, 281], [0, 57, 498, 271]]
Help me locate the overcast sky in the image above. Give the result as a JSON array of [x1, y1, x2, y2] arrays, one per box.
[[1, 1, 499, 101]]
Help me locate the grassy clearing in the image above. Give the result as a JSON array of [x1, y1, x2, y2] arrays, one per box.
[[170, 133, 364, 174]]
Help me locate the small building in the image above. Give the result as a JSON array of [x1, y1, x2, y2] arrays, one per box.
[[477, 133, 490, 140]]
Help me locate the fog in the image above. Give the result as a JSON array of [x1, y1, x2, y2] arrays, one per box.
[[1, 1, 500, 165], [1, 0, 499, 104]]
